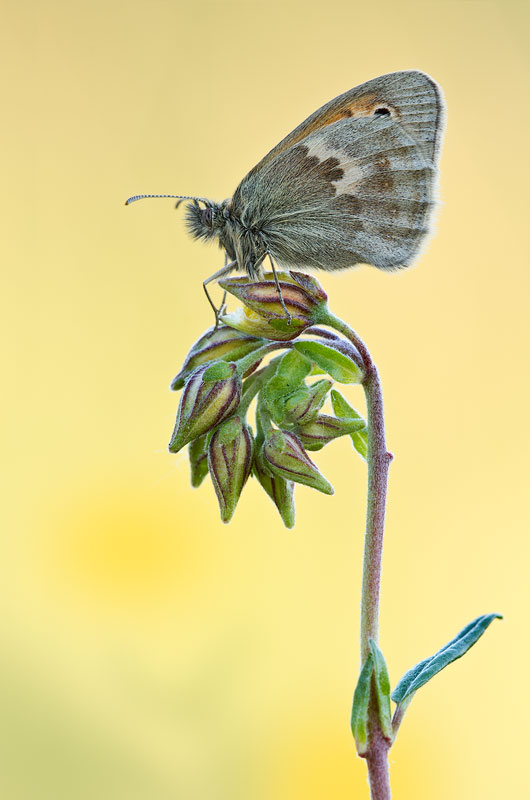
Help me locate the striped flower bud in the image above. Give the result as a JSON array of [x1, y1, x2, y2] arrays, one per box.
[[208, 416, 253, 523], [168, 361, 241, 453], [219, 271, 328, 342], [171, 325, 265, 390], [293, 413, 367, 451], [281, 379, 333, 425], [262, 430, 333, 495]]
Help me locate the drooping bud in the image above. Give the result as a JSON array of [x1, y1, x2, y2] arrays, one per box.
[[293, 413, 367, 451], [188, 434, 209, 487], [208, 416, 253, 523], [168, 361, 242, 453], [219, 271, 328, 342], [171, 325, 265, 390], [282, 379, 333, 425], [262, 430, 333, 495], [253, 452, 296, 529]]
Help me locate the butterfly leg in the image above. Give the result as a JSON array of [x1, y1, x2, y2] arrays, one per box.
[[218, 253, 229, 318], [203, 260, 237, 331], [267, 254, 291, 323]]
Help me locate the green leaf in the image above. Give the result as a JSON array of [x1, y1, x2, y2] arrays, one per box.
[[352, 430, 368, 459], [350, 655, 374, 756], [294, 341, 363, 384], [202, 361, 235, 381], [330, 389, 362, 419], [369, 640, 393, 741], [276, 349, 313, 383], [262, 350, 312, 423], [391, 613, 502, 706], [331, 390, 368, 459]]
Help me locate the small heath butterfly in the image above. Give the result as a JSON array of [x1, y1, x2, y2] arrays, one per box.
[[127, 71, 444, 308]]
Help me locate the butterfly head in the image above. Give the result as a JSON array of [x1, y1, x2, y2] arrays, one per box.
[[185, 199, 230, 244]]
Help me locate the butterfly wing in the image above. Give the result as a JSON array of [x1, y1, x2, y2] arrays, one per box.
[[242, 70, 444, 179], [232, 112, 438, 271]]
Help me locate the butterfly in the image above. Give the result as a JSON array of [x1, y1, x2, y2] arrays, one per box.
[[126, 70, 444, 315]]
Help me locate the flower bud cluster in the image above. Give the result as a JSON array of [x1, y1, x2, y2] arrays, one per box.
[[167, 272, 368, 526]]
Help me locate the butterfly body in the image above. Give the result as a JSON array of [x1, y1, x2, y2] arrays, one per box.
[[185, 198, 269, 279]]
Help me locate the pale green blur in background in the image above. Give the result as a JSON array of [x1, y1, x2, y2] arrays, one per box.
[[2, 0, 529, 797]]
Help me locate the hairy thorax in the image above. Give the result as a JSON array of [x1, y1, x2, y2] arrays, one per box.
[[186, 197, 269, 278]]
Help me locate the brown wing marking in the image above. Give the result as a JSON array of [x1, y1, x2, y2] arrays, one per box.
[[244, 92, 384, 180]]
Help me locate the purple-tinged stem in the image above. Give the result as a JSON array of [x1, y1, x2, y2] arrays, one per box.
[[360, 361, 393, 662], [323, 311, 393, 800]]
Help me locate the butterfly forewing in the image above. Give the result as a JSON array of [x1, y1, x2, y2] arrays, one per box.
[[243, 70, 443, 181], [232, 113, 437, 271]]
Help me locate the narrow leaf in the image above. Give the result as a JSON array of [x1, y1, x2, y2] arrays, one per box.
[[391, 613, 502, 705], [294, 341, 363, 384], [351, 655, 374, 756], [369, 640, 393, 741]]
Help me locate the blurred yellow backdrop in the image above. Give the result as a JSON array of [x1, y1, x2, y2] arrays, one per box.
[[2, 0, 528, 797]]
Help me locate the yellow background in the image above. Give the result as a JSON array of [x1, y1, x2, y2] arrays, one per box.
[[2, 0, 528, 797]]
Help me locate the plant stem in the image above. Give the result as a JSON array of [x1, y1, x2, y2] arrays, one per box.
[[360, 364, 393, 662], [323, 311, 393, 800]]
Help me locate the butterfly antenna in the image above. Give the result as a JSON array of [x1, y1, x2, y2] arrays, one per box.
[[124, 194, 208, 207]]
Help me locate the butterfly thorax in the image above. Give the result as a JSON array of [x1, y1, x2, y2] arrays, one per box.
[[185, 198, 268, 279]]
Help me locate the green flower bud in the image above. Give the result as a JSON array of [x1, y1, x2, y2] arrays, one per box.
[[168, 361, 242, 453], [293, 413, 367, 451], [253, 452, 296, 529], [219, 271, 328, 342], [221, 306, 308, 341], [171, 325, 265, 390], [208, 416, 253, 523], [263, 430, 333, 495], [188, 434, 209, 487], [282, 379, 333, 425]]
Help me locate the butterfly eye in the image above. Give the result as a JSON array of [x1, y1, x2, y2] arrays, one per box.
[[373, 107, 391, 117], [201, 207, 213, 226]]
